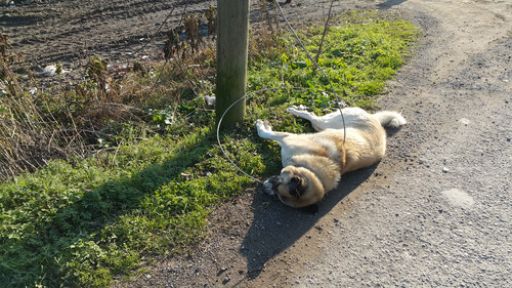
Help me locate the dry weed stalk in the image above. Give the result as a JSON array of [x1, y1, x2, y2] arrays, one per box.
[[205, 5, 216, 38], [0, 14, 221, 180], [184, 14, 202, 51]]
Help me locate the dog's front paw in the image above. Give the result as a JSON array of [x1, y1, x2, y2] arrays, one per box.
[[256, 119, 265, 129], [256, 119, 272, 132], [256, 119, 266, 132]]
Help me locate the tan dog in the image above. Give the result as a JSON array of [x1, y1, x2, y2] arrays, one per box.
[[256, 106, 406, 208]]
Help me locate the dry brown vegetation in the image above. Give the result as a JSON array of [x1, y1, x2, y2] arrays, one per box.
[[0, 16, 220, 180], [0, 2, 285, 180]]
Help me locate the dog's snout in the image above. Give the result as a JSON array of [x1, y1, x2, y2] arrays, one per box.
[[262, 175, 280, 196], [268, 175, 281, 186]]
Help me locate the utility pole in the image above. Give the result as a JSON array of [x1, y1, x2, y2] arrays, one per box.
[[215, 0, 250, 127]]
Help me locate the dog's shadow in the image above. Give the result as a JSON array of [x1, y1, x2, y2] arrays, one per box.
[[240, 165, 376, 278]]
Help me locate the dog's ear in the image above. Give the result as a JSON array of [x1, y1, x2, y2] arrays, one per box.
[[289, 175, 306, 198]]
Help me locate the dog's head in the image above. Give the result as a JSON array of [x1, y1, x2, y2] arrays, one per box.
[[262, 166, 325, 208]]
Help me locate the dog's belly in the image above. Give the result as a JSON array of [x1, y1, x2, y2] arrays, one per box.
[[343, 128, 386, 172], [279, 132, 342, 167]]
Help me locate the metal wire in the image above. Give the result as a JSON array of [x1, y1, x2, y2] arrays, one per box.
[[216, 85, 344, 183], [217, 2, 350, 182], [216, 92, 262, 183], [216, 86, 292, 184], [273, 0, 347, 144]]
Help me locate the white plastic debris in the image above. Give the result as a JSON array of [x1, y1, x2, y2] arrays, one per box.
[[204, 95, 216, 106], [42, 65, 57, 77]]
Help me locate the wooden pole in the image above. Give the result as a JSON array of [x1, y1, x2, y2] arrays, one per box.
[[215, 0, 250, 127]]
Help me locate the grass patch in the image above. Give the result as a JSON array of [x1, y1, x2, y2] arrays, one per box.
[[249, 11, 418, 111], [0, 11, 418, 287]]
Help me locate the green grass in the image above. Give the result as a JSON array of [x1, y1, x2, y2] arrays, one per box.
[[0, 12, 418, 287], [249, 12, 418, 110]]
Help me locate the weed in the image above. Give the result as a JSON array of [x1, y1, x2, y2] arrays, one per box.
[[205, 5, 217, 38]]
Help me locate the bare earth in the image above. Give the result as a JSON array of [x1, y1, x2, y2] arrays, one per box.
[[5, 0, 512, 287], [2, 0, 354, 67]]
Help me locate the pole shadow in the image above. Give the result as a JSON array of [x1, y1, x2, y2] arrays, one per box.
[[240, 165, 377, 278]]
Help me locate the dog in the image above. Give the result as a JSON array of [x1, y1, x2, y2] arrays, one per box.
[[256, 106, 406, 208]]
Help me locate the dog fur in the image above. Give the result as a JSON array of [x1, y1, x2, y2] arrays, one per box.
[[256, 106, 406, 208]]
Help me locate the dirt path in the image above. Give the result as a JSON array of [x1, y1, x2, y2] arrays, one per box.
[[243, 0, 512, 286], [112, 0, 512, 287]]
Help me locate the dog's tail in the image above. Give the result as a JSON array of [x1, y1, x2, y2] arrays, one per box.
[[373, 111, 407, 128]]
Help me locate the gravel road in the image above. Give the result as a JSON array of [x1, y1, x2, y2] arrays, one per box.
[[244, 0, 512, 287]]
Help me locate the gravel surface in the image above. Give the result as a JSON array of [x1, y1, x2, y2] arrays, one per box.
[[244, 1, 512, 287]]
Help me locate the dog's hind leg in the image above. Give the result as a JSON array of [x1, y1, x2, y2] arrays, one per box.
[[287, 106, 333, 131], [287, 106, 317, 121], [256, 119, 290, 145]]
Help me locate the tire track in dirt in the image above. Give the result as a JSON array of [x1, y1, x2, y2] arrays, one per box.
[[3, 0, 210, 65], [3, 0, 357, 67]]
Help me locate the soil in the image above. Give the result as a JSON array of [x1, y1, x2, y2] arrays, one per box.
[[2, 0, 356, 69], [5, 0, 512, 287]]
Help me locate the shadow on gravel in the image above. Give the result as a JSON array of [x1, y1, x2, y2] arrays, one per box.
[[377, 0, 408, 10], [240, 165, 377, 278]]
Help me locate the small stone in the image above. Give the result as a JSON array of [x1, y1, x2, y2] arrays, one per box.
[[145, 274, 152, 279], [222, 276, 230, 284], [458, 118, 471, 125], [217, 266, 228, 276], [442, 167, 450, 173]]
